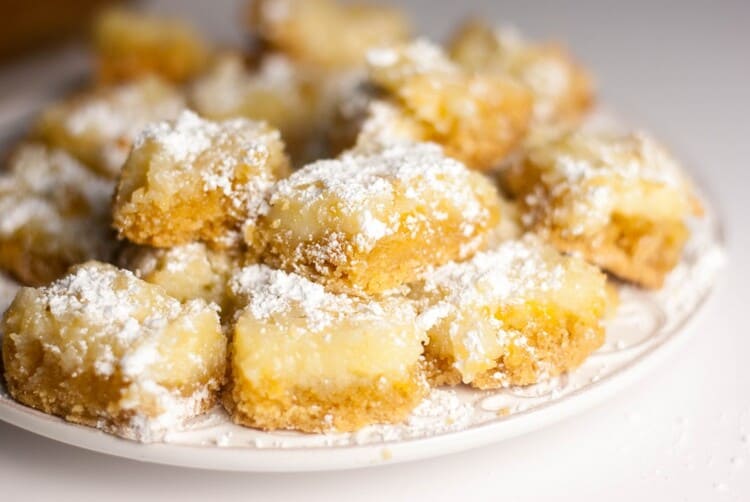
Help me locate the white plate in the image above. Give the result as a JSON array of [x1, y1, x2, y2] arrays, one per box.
[[0, 105, 726, 471]]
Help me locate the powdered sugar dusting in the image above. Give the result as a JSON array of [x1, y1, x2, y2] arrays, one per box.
[[353, 388, 474, 443], [267, 142, 491, 252], [230, 264, 413, 331], [3, 262, 222, 442], [520, 131, 699, 236], [417, 236, 566, 317]]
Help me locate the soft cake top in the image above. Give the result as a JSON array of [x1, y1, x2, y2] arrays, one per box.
[[131, 109, 284, 204], [350, 100, 426, 154], [264, 142, 492, 253], [521, 132, 701, 235], [416, 235, 607, 323], [230, 264, 417, 331], [5, 262, 216, 380]]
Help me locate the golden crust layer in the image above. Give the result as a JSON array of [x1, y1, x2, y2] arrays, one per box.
[[224, 366, 427, 433]]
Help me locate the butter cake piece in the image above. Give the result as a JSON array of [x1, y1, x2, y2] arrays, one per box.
[[1, 262, 226, 442], [449, 21, 594, 126], [190, 54, 326, 165], [250, 0, 410, 68], [366, 39, 533, 171], [113, 110, 290, 249], [224, 264, 428, 432], [412, 236, 610, 388], [503, 131, 702, 288], [93, 8, 211, 84], [33, 76, 185, 178], [118, 242, 242, 313], [0, 144, 115, 286], [256, 142, 502, 294]]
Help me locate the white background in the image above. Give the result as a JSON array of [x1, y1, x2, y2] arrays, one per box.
[[1, 1, 748, 500]]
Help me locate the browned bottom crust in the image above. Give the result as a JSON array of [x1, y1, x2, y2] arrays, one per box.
[[3, 339, 221, 441], [223, 366, 429, 433]]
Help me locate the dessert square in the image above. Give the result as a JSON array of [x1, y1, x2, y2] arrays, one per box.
[[256, 142, 502, 294], [189, 54, 326, 165], [412, 236, 610, 388], [113, 110, 290, 249], [503, 132, 702, 288], [224, 264, 428, 432], [250, 0, 410, 68], [366, 39, 533, 171], [93, 8, 211, 84], [33, 76, 185, 178], [1, 262, 226, 441], [449, 22, 594, 126], [0, 144, 115, 286], [118, 242, 242, 314]]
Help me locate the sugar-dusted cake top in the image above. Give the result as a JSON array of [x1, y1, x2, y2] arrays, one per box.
[[266, 142, 493, 252], [415, 235, 607, 319], [516, 131, 701, 235], [230, 264, 416, 331]]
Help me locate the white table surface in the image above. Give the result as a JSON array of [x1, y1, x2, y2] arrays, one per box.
[[1, 1, 748, 500]]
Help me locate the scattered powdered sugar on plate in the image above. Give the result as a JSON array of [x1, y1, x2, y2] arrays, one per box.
[[353, 389, 474, 443]]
